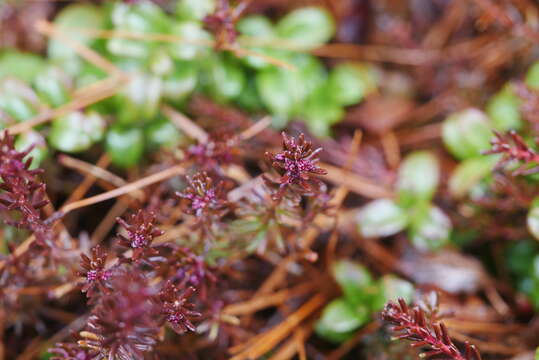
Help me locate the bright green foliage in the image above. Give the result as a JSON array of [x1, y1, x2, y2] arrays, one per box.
[[486, 85, 523, 131], [106, 126, 144, 168], [168, 21, 212, 61], [48, 3, 105, 75], [115, 73, 163, 124], [0, 2, 375, 167], [526, 61, 539, 90], [49, 111, 106, 153], [442, 108, 493, 160], [175, 0, 216, 21], [408, 204, 451, 251], [0, 51, 46, 82], [327, 63, 378, 106], [357, 199, 409, 238], [396, 151, 439, 206], [316, 260, 413, 343], [357, 151, 451, 250], [0, 78, 39, 123], [276, 7, 335, 50], [33, 67, 71, 107], [506, 240, 539, 310], [15, 131, 48, 169], [202, 55, 246, 102], [448, 155, 499, 198], [528, 197, 539, 241], [145, 117, 182, 150]]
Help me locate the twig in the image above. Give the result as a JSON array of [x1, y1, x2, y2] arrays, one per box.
[[59, 165, 184, 215], [321, 162, 393, 199], [230, 294, 326, 360], [238, 116, 272, 141], [59, 154, 144, 200], [35, 20, 124, 77], [6, 76, 125, 135], [161, 104, 208, 143]]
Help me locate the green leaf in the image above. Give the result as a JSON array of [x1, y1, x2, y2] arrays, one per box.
[[526, 61, 539, 90], [448, 155, 498, 198], [276, 7, 335, 50], [115, 72, 163, 124], [332, 260, 374, 304], [107, 2, 170, 59], [149, 47, 174, 76], [0, 78, 39, 123], [535, 347, 539, 360], [396, 151, 439, 206], [327, 63, 378, 106], [237, 15, 275, 37], [256, 54, 325, 117], [236, 16, 279, 69], [236, 78, 264, 112], [202, 56, 246, 102], [33, 67, 71, 107], [15, 131, 48, 169], [408, 204, 451, 251], [442, 108, 493, 160], [315, 298, 369, 343], [506, 240, 539, 278], [145, 118, 182, 150], [49, 111, 105, 153], [380, 275, 414, 306], [528, 197, 539, 241], [105, 126, 144, 168], [300, 84, 344, 138], [0, 51, 46, 82], [162, 62, 198, 103], [168, 21, 212, 61], [48, 4, 104, 64], [486, 85, 523, 131], [175, 0, 216, 21], [357, 199, 408, 238]]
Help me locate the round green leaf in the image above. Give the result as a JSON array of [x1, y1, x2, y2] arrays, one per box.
[[396, 151, 439, 206], [526, 61, 539, 90], [528, 197, 539, 241], [276, 7, 335, 50], [327, 63, 378, 106], [203, 56, 246, 102], [237, 15, 275, 37], [0, 78, 39, 123], [409, 205, 451, 251], [49, 111, 105, 153], [15, 131, 48, 169], [145, 118, 182, 150], [175, 0, 215, 21], [442, 108, 493, 160], [486, 86, 523, 131], [332, 260, 373, 303], [105, 126, 144, 168], [448, 155, 498, 198], [168, 21, 212, 61], [357, 199, 408, 238], [315, 298, 369, 343], [33, 67, 71, 107], [0, 51, 46, 82], [116, 72, 163, 124], [48, 4, 104, 61], [162, 62, 198, 102], [380, 275, 414, 305], [107, 2, 170, 59]]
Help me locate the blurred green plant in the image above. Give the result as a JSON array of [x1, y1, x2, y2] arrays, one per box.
[[357, 151, 452, 251], [0, 0, 378, 168], [315, 260, 413, 343]]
